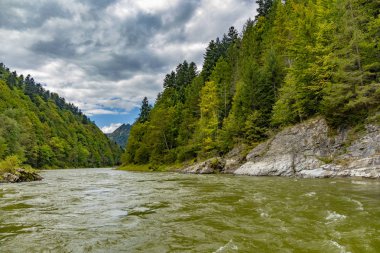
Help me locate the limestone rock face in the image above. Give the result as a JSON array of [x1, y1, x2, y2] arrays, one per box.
[[234, 118, 380, 178], [181, 117, 379, 178]]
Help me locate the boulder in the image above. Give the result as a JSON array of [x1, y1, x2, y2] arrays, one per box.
[[182, 157, 224, 174], [3, 172, 20, 183], [1, 168, 43, 183]]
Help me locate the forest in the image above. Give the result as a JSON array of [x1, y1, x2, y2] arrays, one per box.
[[122, 0, 380, 168], [0, 63, 122, 169]]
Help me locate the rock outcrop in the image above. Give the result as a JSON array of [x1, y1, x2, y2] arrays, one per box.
[[234, 117, 380, 178], [182, 157, 224, 174], [222, 145, 247, 173], [182, 145, 248, 174], [182, 117, 380, 178], [1, 168, 43, 183]]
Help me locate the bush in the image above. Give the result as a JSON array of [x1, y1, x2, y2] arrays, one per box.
[[177, 145, 198, 162], [0, 155, 22, 174], [134, 145, 150, 164], [163, 150, 177, 164]]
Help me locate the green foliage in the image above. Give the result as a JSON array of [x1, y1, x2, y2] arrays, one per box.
[[202, 27, 239, 81], [256, 0, 274, 18], [197, 81, 220, 157], [317, 156, 334, 164], [0, 155, 23, 174], [123, 61, 200, 166], [210, 58, 233, 125], [0, 66, 122, 169], [272, 0, 380, 127], [176, 145, 199, 162], [244, 111, 268, 142], [121, 122, 147, 164], [138, 97, 152, 123], [0, 155, 38, 180], [123, 0, 379, 167]]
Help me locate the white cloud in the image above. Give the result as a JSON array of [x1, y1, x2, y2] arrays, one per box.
[[135, 0, 179, 12], [86, 109, 121, 116], [101, 123, 123, 133], [1, 0, 257, 118]]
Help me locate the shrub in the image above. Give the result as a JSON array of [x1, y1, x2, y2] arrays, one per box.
[[0, 155, 22, 174]]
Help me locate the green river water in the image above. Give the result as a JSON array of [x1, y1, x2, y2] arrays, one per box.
[[0, 168, 379, 252]]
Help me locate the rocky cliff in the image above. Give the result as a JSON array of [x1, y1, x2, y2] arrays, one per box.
[[183, 117, 380, 179]]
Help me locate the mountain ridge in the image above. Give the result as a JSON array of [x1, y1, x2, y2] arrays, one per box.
[[107, 123, 131, 148]]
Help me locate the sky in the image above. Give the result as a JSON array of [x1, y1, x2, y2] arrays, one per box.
[[0, 0, 257, 133]]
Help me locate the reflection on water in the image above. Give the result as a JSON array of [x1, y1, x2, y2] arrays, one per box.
[[1, 168, 380, 252]]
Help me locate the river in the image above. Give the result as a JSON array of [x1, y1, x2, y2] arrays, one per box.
[[1, 168, 379, 252]]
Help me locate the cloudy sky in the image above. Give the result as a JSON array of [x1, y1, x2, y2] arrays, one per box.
[[0, 0, 257, 133]]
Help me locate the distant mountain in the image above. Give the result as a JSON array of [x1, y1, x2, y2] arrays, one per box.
[[107, 124, 131, 148]]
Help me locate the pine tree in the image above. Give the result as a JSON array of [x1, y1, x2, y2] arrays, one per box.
[[256, 0, 274, 19], [210, 58, 233, 126], [138, 97, 151, 123], [197, 81, 219, 156]]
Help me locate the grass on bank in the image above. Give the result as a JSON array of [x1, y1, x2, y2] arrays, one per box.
[[117, 161, 190, 172]]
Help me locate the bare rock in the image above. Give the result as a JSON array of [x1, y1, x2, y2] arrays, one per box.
[[235, 118, 333, 176], [222, 145, 247, 173], [3, 172, 20, 183], [235, 117, 380, 178], [1, 168, 43, 183], [182, 158, 224, 174]]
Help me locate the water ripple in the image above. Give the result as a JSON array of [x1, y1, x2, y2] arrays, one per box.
[[0, 168, 379, 252]]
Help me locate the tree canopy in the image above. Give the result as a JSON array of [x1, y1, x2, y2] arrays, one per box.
[[0, 64, 122, 169], [122, 0, 379, 168]]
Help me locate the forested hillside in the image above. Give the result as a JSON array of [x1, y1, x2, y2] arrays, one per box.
[[0, 64, 122, 169], [122, 0, 380, 168]]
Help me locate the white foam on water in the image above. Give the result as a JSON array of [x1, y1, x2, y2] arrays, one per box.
[[348, 198, 364, 211], [330, 240, 351, 253], [252, 192, 266, 202], [214, 239, 238, 253], [304, 191, 316, 197], [326, 211, 347, 222], [257, 208, 270, 218], [351, 180, 368, 185]]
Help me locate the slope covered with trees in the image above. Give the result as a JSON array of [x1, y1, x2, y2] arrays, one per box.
[[122, 0, 379, 169], [0, 63, 122, 169]]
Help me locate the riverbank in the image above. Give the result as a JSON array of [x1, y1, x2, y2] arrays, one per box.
[[118, 163, 180, 172], [121, 117, 380, 179], [0, 168, 43, 183], [0, 156, 43, 183], [183, 117, 380, 179]]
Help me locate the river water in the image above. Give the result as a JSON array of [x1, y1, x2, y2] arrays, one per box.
[[0, 168, 379, 252]]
